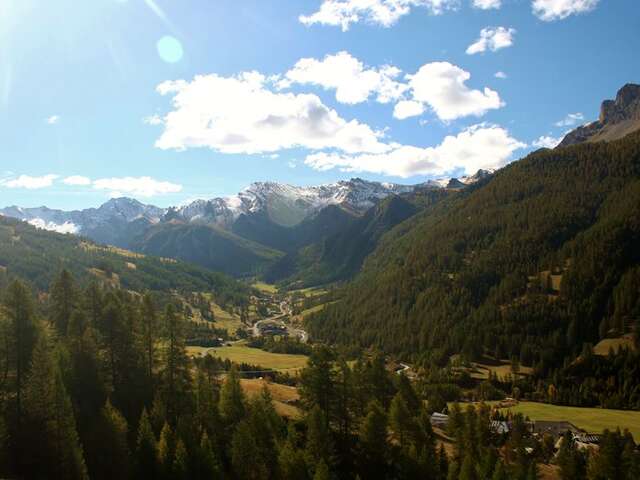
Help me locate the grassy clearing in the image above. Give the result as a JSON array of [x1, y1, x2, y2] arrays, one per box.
[[470, 361, 534, 380], [498, 401, 640, 441], [240, 378, 301, 418], [290, 286, 328, 297], [189, 343, 308, 371], [593, 335, 636, 356], [253, 282, 279, 294]]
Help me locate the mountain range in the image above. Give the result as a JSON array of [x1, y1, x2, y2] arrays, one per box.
[[0, 173, 490, 277]]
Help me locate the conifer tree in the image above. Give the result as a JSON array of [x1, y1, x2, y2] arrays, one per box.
[[157, 422, 175, 479], [50, 269, 78, 336], [3, 280, 38, 427], [314, 459, 330, 480], [162, 304, 191, 425], [135, 408, 158, 480], [358, 400, 388, 478], [219, 365, 246, 430], [172, 438, 189, 480], [389, 392, 414, 447], [306, 405, 333, 469], [141, 293, 158, 385], [23, 335, 88, 479]]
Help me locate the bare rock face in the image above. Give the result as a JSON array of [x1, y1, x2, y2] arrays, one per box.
[[558, 83, 640, 148]]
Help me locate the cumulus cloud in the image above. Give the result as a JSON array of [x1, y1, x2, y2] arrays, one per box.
[[554, 112, 584, 127], [151, 71, 388, 155], [305, 124, 525, 177], [299, 0, 458, 31], [280, 51, 406, 105], [93, 176, 183, 198], [46, 115, 60, 125], [532, 134, 562, 149], [1, 174, 59, 189], [472, 0, 501, 9], [63, 175, 92, 186], [401, 62, 503, 121], [28, 219, 79, 235], [532, 0, 599, 21], [494, 71, 508, 79], [393, 99, 426, 119], [466, 27, 515, 55]]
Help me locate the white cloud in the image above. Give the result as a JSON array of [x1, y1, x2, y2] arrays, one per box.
[[46, 115, 60, 125], [305, 124, 525, 177], [93, 176, 183, 198], [1, 174, 59, 189], [28, 219, 79, 235], [393, 99, 425, 119], [532, 0, 599, 21], [299, 0, 458, 31], [532, 134, 562, 148], [554, 112, 584, 127], [143, 114, 163, 125], [280, 51, 406, 105], [472, 0, 501, 9], [151, 71, 389, 155], [63, 175, 92, 186], [494, 71, 508, 79], [466, 27, 515, 55], [402, 62, 503, 121]]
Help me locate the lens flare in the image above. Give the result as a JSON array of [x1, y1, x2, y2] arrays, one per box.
[[157, 35, 183, 63]]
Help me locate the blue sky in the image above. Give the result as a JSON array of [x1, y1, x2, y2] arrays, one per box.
[[0, 0, 638, 210]]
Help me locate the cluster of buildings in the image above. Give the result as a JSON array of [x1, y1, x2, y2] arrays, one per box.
[[429, 412, 603, 451]]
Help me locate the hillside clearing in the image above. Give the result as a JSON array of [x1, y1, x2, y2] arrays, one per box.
[[240, 378, 301, 418], [498, 401, 640, 441], [188, 343, 308, 371]]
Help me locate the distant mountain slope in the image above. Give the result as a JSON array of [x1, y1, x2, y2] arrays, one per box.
[[265, 190, 452, 287], [130, 222, 284, 277], [1, 176, 492, 276], [308, 130, 640, 367], [0, 215, 249, 304], [559, 83, 640, 147]]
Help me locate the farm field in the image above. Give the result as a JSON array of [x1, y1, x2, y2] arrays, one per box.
[[499, 401, 640, 441], [188, 343, 309, 371]]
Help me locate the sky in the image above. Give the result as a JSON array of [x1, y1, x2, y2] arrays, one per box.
[[0, 0, 638, 210]]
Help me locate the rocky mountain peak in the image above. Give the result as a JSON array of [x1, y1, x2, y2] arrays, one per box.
[[559, 83, 640, 148]]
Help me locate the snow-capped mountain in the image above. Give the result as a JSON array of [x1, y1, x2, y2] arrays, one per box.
[[0, 173, 491, 238], [169, 178, 422, 228], [0, 198, 166, 235]]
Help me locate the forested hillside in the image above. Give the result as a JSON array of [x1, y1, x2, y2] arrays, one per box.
[[266, 190, 452, 288], [0, 216, 249, 304], [308, 131, 640, 384]]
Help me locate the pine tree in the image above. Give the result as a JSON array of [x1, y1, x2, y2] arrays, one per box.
[[231, 419, 267, 480], [135, 408, 158, 480], [3, 280, 38, 428], [161, 304, 191, 425], [358, 400, 388, 478], [50, 270, 78, 336], [172, 438, 189, 480], [141, 293, 158, 386], [157, 422, 175, 479], [314, 459, 330, 480], [299, 346, 336, 422], [196, 431, 221, 479], [306, 405, 333, 469], [91, 400, 130, 480], [389, 392, 414, 447], [219, 365, 246, 430], [23, 335, 88, 479]]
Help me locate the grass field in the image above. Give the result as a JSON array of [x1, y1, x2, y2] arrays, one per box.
[[252, 282, 279, 294], [498, 401, 640, 441], [240, 378, 301, 418], [188, 343, 308, 371], [593, 335, 636, 356]]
